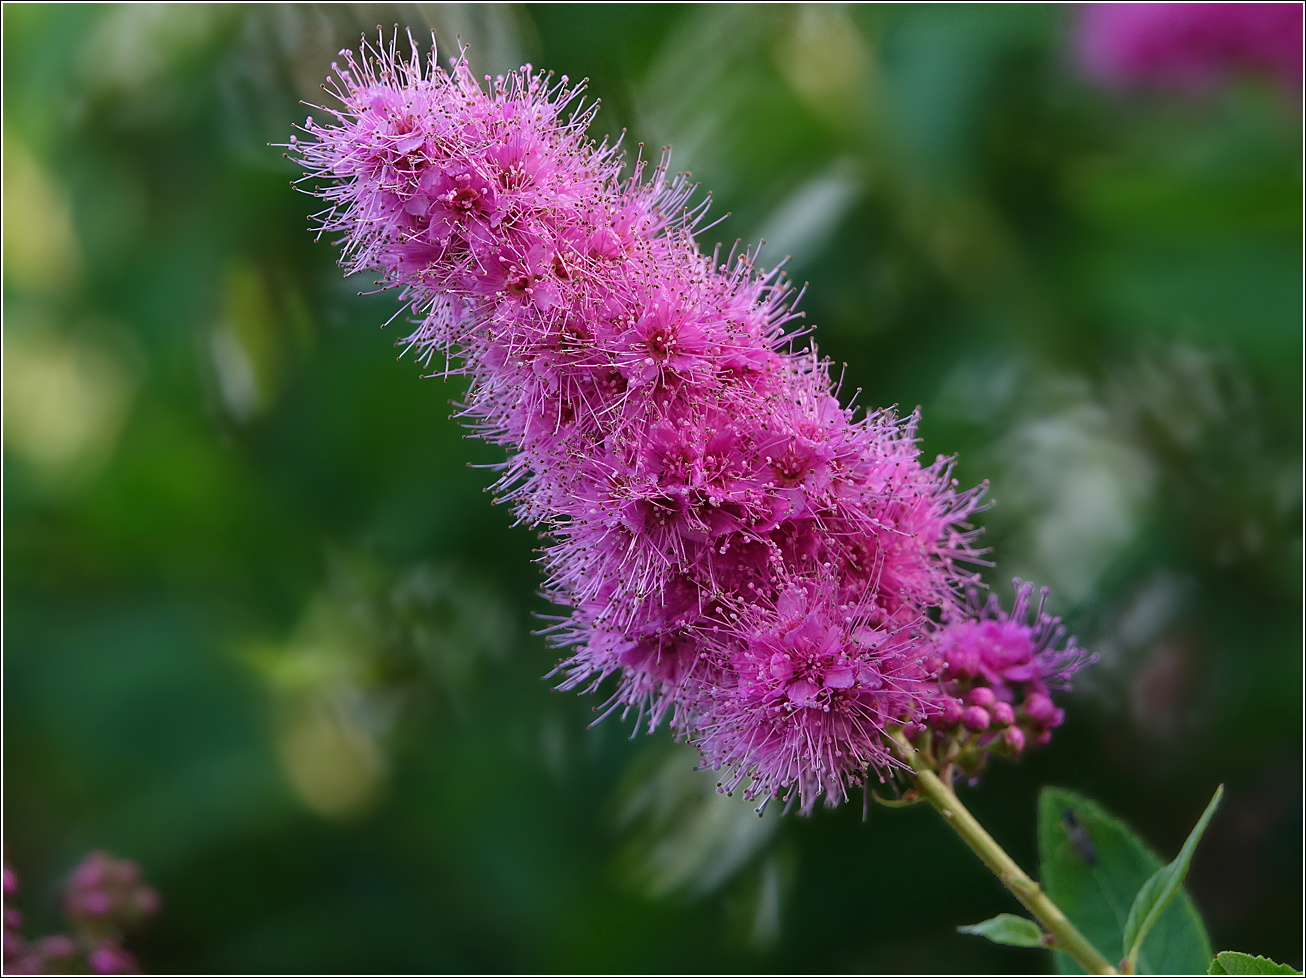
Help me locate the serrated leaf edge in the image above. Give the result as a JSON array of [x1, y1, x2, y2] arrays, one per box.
[[1207, 950, 1305, 976]]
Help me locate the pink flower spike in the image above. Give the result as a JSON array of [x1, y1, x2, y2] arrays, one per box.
[[290, 32, 989, 814]]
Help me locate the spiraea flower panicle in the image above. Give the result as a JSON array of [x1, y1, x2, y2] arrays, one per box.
[[291, 32, 992, 813]]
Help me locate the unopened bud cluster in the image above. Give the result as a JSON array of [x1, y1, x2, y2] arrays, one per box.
[[907, 580, 1093, 783]]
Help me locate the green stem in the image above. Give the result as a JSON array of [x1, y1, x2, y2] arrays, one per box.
[[888, 729, 1118, 976]]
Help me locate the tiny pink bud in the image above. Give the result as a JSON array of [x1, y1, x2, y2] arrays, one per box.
[[1023, 692, 1060, 726], [945, 648, 979, 680], [966, 686, 996, 709], [1002, 726, 1026, 752], [990, 701, 1015, 727], [961, 706, 991, 732], [931, 698, 964, 729], [1033, 728, 1053, 746]]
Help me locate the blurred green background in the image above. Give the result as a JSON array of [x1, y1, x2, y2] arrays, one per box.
[[3, 4, 1300, 973]]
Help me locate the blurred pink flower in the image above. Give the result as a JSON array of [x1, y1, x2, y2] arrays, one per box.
[[3, 851, 156, 975], [1075, 3, 1303, 98], [65, 851, 160, 937]]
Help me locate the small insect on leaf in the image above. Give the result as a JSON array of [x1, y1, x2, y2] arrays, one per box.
[[1061, 808, 1096, 865]]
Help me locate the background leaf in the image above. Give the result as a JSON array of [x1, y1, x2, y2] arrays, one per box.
[[1038, 787, 1212, 974], [958, 913, 1046, 948], [1124, 785, 1223, 964]]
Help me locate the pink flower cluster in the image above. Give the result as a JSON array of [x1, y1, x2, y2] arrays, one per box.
[[293, 35, 1005, 812], [1075, 3, 1303, 99], [64, 852, 159, 945], [3, 851, 158, 975], [909, 580, 1095, 783]]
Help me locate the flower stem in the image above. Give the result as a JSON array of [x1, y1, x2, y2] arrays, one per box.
[[888, 729, 1118, 975]]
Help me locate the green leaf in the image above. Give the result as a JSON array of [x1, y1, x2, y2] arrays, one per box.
[[957, 913, 1046, 948], [1123, 785, 1223, 966], [1038, 788, 1212, 975], [1208, 951, 1304, 975]]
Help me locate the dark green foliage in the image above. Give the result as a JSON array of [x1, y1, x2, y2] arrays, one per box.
[[3, 4, 1299, 972]]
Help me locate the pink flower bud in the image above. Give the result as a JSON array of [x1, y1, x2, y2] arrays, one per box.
[[966, 686, 996, 709], [931, 698, 964, 730], [990, 701, 1015, 727], [1023, 692, 1060, 726], [962, 706, 991, 732], [945, 647, 980, 680], [1002, 726, 1026, 753]]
